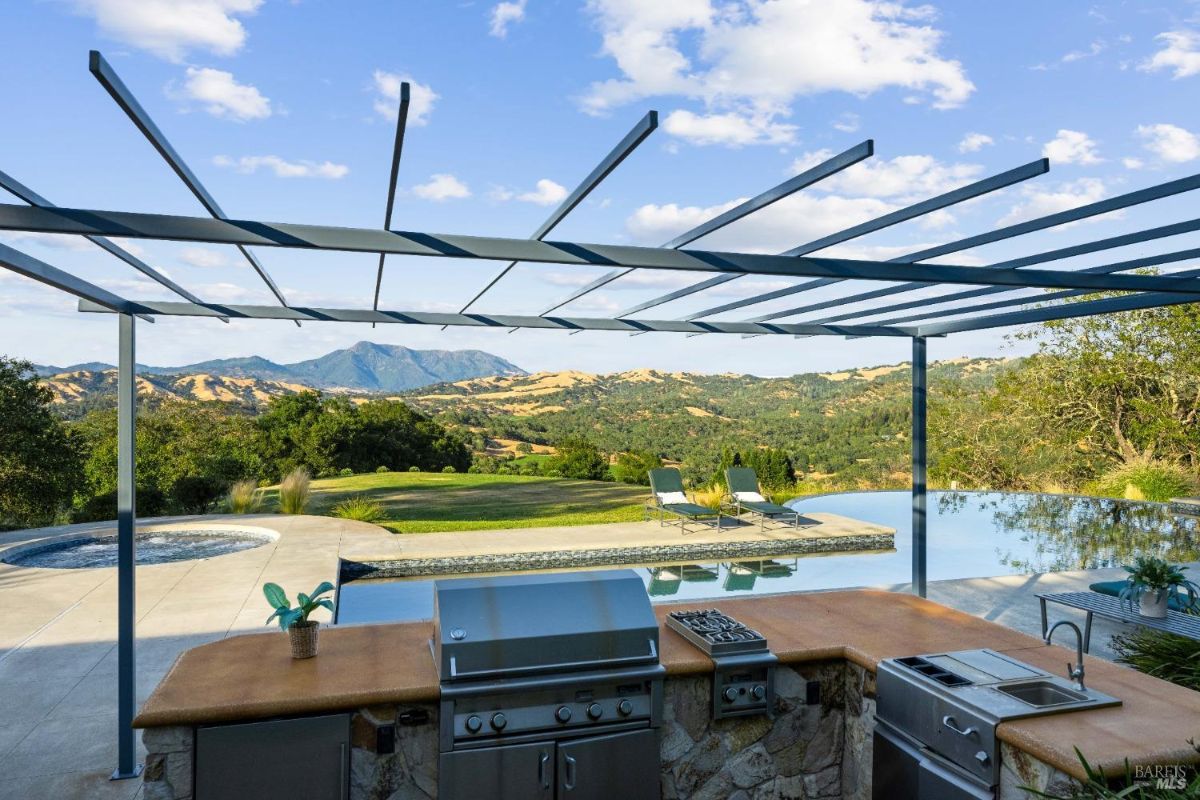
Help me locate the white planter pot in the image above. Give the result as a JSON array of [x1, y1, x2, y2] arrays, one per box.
[[1139, 590, 1169, 619]]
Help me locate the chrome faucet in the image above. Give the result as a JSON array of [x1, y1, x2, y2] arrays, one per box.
[[1045, 620, 1086, 691]]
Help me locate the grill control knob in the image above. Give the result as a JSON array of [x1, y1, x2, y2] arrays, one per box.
[[490, 713, 507, 731], [751, 685, 766, 701], [555, 706, 572, 723], [974, 751, 990, 768], [722, 687, 739, 703], [616, 699, 633, 717], [586, 703, 603, 720], [464, 715, 483, 734]]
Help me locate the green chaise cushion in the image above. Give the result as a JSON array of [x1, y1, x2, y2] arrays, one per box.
[[1090, 580, 1197, 611]]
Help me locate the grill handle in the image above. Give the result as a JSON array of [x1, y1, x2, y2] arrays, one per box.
[[538, 750, 551, 789], [563, 754, 577, 791], [449, 638, 658, 680], [942, 715, 978, 739]]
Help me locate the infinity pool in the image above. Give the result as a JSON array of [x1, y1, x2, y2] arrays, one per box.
[[335, 491, 1200, 624]]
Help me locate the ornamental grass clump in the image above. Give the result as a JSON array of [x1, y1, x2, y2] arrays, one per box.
[[1092, 459, 1197, 503], [278, 468, 311, 515], [226, 478, 261, 514], [330, 494, 385, 523], [1112, 627, 1200, 692]]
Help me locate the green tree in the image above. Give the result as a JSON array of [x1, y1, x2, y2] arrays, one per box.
[[0, 358, 82, 528], [546, 436, 608, 480], [611, 450, 661, 485]]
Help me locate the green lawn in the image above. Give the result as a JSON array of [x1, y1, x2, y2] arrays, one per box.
[[264, 471, 648, 533]]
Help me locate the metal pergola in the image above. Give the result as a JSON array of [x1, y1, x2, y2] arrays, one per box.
[[4, 52, 1200, 779]]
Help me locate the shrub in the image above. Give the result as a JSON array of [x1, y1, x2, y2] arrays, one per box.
[[546, 436, 608, 480], [171, 475, 226, 514], [1112, 627, 1200, 692], [1092, 459, 1198, 502], [442, 465, 456, 474], [338, 467, 354, 477], [74, 487, 168, 522], [611, 450, 662, 486], [226, 479, 262, 514], [408, 466, 421, 473], [278, 468, 311, 515], [330, 494, 385, 523], [691, 484, 724, 512], [375, 466, 389, 473]]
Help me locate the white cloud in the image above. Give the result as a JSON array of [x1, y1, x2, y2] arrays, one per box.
[[1042, 129, 1102, 164], [372, 71, 438, 125], [181, 67, 271, 121], [490, 0, 527, 37], [996, 178, 1107, 227], [791, 151, 983, 200], [517, 179, 569, 206], [581, 0, 974, 140], [662, 109, 795, 147], [1061, 40, 1105, 63], [832, 112, 860, 133], [1140, 30, 1200, 79], [957, 132, 993, 153], [212, 155, 349, 179], [0, 231, 95, 252], [1122, 157, 1144, 170], [178, 247, 230, 268], [70, 0, 262, 62], [412, 173, 471, 201], [1136, 123, 1200, 163]]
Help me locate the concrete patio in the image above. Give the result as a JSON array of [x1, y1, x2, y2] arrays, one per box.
[[0, 513, 1191, 799]]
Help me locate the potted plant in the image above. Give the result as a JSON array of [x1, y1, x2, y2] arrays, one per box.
[[263, 581, 335, 659], [1117, 556, 1199, 619]]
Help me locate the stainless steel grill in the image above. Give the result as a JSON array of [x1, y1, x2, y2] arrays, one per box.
[[433, 570, 664, 800]]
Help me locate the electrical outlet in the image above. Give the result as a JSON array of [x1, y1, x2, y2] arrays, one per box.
[[806, 681, 820, 705]]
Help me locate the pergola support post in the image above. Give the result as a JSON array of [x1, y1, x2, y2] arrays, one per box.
[[911, 336, 928, 598], [112, 312, 141, 780]]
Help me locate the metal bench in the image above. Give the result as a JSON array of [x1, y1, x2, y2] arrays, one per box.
[[1038, 591, 1200, 653]]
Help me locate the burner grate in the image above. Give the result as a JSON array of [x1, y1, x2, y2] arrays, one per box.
[[666, 609, 768, 656]]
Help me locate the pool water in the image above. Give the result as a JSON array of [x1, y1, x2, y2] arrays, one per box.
[[4, 530, 272, 569], [334, 491, 1200, 624]]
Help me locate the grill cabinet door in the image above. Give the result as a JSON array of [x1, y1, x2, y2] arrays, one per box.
[[556, 729, 660, 800], [440, 741, 554, 800], [195, 714, 349, 800]]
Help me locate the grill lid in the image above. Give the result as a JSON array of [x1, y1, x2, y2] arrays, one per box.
[[432, 569, 659, 681]]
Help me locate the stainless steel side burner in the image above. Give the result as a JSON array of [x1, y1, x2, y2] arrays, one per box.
[[665, 609, 777, 719]]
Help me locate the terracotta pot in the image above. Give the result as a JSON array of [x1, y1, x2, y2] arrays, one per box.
[[1139, 590, 1169, 619], [288, 620, 320, 658]]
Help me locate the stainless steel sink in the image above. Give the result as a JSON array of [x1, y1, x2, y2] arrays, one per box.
[[995, 679, 1088, 708]]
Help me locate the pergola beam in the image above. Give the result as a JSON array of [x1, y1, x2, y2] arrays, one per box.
[[633, 157, 1050, 324], [6, 203, 1200, 294], [739, 171, 1200, 328], [0, 241, 146, 317], [371, 81, 410, 322], [89, 50, 297, 325], [916, 274, 1200, 336], [76, 298, 919, 337], [453, 110, 658, 325], [0, 169, 221, 318], [545, 139, 875, 319]]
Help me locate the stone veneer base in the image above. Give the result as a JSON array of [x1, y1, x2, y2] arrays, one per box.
[[341, 533, 895, 580], [140, 658, 1076, 800]]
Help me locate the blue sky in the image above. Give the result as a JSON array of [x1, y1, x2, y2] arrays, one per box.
[[4, 0, 1200, 376]]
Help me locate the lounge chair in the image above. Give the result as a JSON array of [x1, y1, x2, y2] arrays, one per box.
[[646, 468, 723, 532], [646, 567, 682, 596], [1089, 580, 1200, 612], [723, 467, 811, 530]]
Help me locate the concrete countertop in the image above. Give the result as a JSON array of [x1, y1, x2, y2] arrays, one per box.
[[133, 589, 1200, 781]]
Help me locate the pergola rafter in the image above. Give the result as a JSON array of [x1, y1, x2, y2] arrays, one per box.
[[4, 51, 1200, 784]]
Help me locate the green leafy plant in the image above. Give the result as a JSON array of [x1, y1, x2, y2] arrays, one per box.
[[442, 465, 456, 473], [1023, 745, 1200, 798], [263, 581, 335, 630], [226, 478, 262, 514], [1092, 459, 1198, 503], [278, 467, 311, 514], [330, 494, 385, 523], [408, 465, 421, 473], [1118, 556, 1200, 613], [1113, 628, 1200, 691], [338, 467, 354, 477], [375, 465, 389, 473]]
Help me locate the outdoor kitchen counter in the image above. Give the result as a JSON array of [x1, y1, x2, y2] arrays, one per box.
[[134, 589, 1200, 781]]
